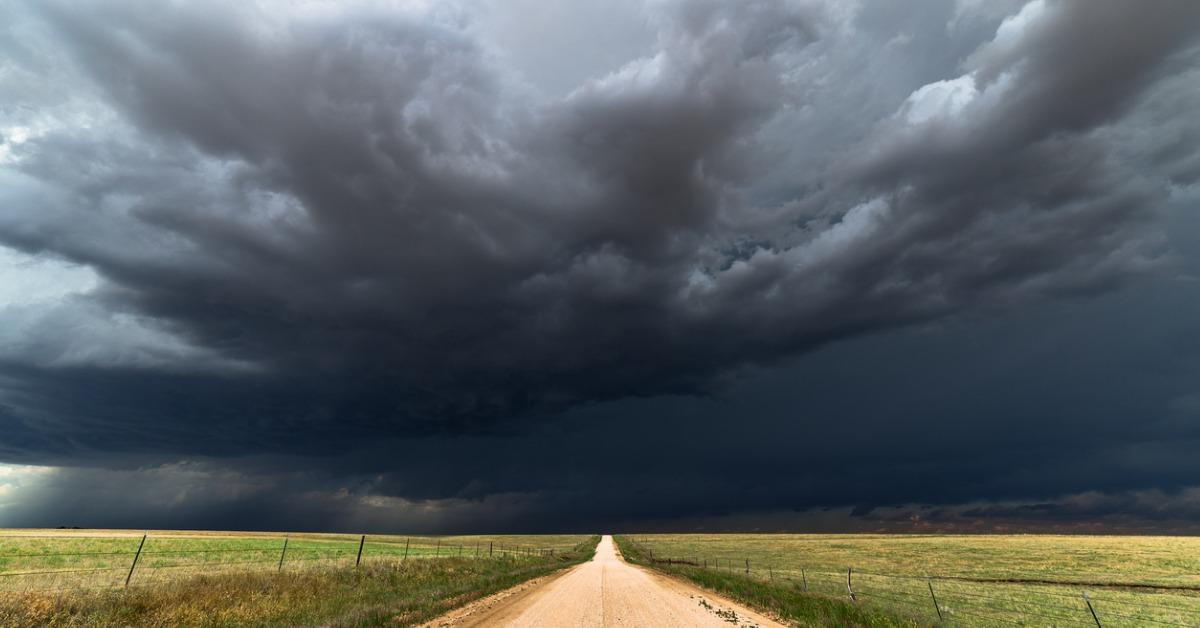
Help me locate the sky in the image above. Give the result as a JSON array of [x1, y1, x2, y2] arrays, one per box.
[[1, 0, 1200, 534]]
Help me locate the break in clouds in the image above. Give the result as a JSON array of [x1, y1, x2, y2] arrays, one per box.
[[2, 0, 1200, 530]]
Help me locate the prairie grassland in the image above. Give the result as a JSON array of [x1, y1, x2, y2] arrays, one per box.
[[0, 528, 588, 592], [0, 533, 599, 627], [618, 534, 1200, 627]]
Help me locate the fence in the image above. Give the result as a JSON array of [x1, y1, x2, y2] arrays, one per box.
[[0, 532, 568, 594], [623, 537, 1200, 627]]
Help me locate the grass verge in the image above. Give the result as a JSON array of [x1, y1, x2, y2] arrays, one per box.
[[613, 535, 927, 628], [0, 535, 600, 627]]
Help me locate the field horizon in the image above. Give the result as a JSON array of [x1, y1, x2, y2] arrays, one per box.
[[4, 527, 1199, 625]]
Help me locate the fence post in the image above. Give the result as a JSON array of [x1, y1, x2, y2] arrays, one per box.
[[125, 533, 147, 588], [278, 535, 289, 572], [802, 567, 808, 592], [927, 579, 943, 621], [403, 538, 410, 562], [1083, 591, 1102, 627], [846, 567, 856, 602], [489, 541, 493, 557], [356, 535, 366, 568], [745, 559, 749, 575]]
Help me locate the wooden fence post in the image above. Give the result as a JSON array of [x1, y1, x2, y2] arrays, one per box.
[[802, 567, 808, 592], [403, 538, 410, 562], [846, 567, 856, 602], [489, 541, 493, 557], [744, 559, 749, 575], [355, 535, 366, 568], [278, 535, 289, 572], [125, 533, 147, 588]]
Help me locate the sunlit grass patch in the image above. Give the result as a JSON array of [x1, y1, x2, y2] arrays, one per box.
[[617, 534, 1200, 626], [0, 534, 600, 627]]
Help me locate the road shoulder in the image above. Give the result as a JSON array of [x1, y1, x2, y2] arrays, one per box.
[[417, 564, 582, 627]]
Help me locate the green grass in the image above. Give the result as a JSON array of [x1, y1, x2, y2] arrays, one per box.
[[615, 535, 924, 627], [0, 529, 586, 591], [0, 534, 600, 626], [618, 534, 1200, 626]]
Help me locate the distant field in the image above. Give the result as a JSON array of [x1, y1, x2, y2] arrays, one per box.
[[0, 528, 588, 592], [621, 534, 1200, 626], [0, 532, 600, 626]]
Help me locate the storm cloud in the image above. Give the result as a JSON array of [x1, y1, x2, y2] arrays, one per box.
[[2, 0, 1200, 531]]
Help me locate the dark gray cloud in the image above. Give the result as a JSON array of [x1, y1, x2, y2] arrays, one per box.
[[1, 0, 1199, 530]]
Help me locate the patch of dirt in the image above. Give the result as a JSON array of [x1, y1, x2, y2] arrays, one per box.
[[420, 536, 784, 627]]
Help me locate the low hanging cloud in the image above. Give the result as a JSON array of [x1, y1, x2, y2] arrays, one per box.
[[2, 0, 1200, 525]]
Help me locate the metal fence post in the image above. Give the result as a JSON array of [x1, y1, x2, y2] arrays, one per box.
[[927, 579, 943, 621], [125, 533, 147, 588], [1083, 591, 1102, 627], [278, 535, 289, 572], [355, 535, 366, 567], [846, 567, 856, 602]]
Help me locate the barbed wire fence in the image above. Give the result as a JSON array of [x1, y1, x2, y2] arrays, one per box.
[[623, 536, 1200, 627], [0, 533, 569, 595]]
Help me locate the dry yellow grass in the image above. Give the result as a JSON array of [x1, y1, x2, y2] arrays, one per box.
[[0, 535, 601, 627], [0, 528, 585, 592], [624, 534, 1200, 626]]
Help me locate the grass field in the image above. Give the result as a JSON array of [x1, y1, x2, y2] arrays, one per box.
[[0, 531, 599, 626], [617, 534, 1200, 627], [0, 529, 585, 592]]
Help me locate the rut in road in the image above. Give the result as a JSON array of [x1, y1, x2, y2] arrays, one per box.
[[425, 535, 784, 627]]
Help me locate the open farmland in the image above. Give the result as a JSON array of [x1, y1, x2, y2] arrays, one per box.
[[0, 528, 589, 592], [0, 529, 598, 626], [618, 534, 1200, 626]]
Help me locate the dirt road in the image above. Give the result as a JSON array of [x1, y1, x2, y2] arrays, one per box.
[[423, 535, 784, 627]]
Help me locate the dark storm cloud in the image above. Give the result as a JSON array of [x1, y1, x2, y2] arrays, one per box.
[[2, 0, 1200, 529]]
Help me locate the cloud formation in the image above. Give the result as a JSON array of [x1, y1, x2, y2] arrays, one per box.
[[1, 0, 1199, 528]]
